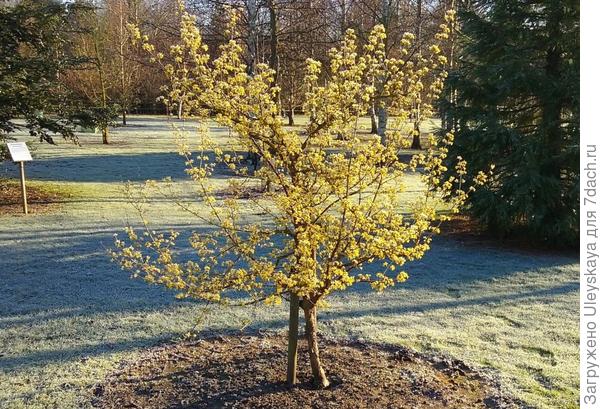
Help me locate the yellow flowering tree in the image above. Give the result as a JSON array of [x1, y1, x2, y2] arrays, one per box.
[[113, 8, 487, 388]]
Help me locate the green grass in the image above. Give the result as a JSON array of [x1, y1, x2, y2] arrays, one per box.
[[0, 116, 578, 408]]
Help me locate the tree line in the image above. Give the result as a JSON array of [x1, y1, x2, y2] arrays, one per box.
[[0, 0, 579, 245], [1, 0, 454, 144]]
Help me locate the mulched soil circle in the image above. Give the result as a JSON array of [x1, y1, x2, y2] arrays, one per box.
[[93, 334, 518, 409]]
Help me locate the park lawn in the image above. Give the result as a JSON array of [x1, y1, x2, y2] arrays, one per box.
[[0, 116, 578, 409]]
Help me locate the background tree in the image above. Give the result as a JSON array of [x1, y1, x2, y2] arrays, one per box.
[[132, 0, 184, 116], [114, 8, 486, 388], [278, 0, 330, 124], [339, 0, 448, 140], [62, 0, 119, 144], [64, 0, 150, 140], [440, 0, 579, 245], [0, 0, 85, 158], [106, 0, 144, 125]]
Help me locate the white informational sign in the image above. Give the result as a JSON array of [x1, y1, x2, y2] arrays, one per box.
[[6, 142, 32, 162]]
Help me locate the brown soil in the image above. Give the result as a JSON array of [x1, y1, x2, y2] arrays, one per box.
[[93, 334, 517, 409], [0, 179, 63, 215]]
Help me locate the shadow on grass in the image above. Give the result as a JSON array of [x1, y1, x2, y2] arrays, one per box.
[[0, 221, 577, 315], [0, 333, 178, 371], [0, 278, 577, 371], [0, 151, 249, 183], [0, 212, 578, 371]]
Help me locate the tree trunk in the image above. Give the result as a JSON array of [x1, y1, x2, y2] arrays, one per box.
[[340, 0, 347, 35], [177, 99, 183, 120], [267, 0, 279, 86], [287, 107, 295, 126], [377, 106, 388, 144], [303, 302, 330, 388], [411, 122, 422, 150], [249, 152, 259, 171], [369, 104, 378, 134], [286, 293, 300, 386], [119, 0, 128, 128], [246, 0, 259, 75], [411, 0, 423, 150], [446, 0, 456, 132], [376, 0, 390, 142], [94, 34, 109, 145]]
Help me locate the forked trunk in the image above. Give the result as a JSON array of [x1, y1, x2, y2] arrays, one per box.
[[102, 126, 109, 145], [303, 303, 330, 388]]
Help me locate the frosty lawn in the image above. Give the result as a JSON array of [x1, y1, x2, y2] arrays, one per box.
[[0, 117, 578, 408]]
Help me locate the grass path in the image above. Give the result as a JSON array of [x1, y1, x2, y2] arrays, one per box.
[[0, 117, 578, 408]]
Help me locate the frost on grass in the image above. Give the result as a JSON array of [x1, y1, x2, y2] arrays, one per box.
[[0, 117, 579, 409]]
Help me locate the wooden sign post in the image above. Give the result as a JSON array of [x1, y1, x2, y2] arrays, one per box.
[[6, 142, 33, 214]]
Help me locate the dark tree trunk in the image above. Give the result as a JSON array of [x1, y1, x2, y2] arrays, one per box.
[[246, 0, 258, 75], [249, 152, 259, 171], [303, 302, 330, 388], [286, 293, 300, 386], [287, 108, 295, 126], [122, 109, 127, 126], [411, 0, 423, 150], [377, 106, 388, 144], [445, 0, 457, 132], [411, 123, 422, 150], [101, 126, 109, 145], [267, 0, 279, 86]]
